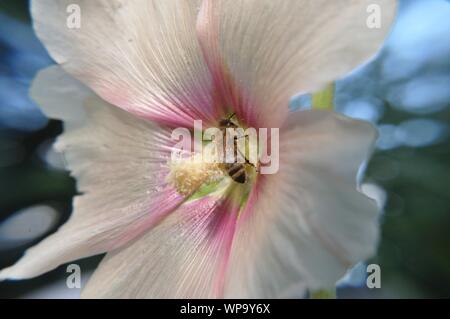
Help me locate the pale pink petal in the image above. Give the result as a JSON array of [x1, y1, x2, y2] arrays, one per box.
[[31, 0, 219, 127], [82, 191, 240, 298], [224, 111, 378, 297], [0, 67, 183, 280], [197, 0, 397, 128]]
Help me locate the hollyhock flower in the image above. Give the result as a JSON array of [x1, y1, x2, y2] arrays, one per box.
[[0, 0, 396, 298]]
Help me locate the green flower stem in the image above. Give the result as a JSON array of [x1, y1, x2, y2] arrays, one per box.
[[310, 288, 337, 299], [309, 83, 336, 299], [311, 82, 335, 110]]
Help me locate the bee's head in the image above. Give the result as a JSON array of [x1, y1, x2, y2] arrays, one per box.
[[219, 119, 233, 127], [219, 113, 238, 128]]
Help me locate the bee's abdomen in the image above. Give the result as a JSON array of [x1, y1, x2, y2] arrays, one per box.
[[224, 163, 246, 184]]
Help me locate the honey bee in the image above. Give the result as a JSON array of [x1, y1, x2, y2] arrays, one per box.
[[217, 113, 256, 184]]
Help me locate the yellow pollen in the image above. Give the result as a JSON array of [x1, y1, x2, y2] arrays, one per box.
[[166, 153, 224, 196]]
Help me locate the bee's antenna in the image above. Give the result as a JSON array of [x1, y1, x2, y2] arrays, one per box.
[[227, 113, 236, 120]]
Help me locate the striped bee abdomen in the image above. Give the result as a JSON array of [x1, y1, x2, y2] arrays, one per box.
[[224, 163, 247, 184]]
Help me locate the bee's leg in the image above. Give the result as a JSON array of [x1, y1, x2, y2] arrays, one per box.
[[234, 138, 259, 172], [246, 158, 259, 172], [245, 157, 259, 173], [248, 159, 259, 173]]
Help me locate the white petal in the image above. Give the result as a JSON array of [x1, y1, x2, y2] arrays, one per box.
[[30, 65, 91, 128], [82, 193, 239, 299], [224, 110, 378, 297], [31, 0, 217, 127], [0, 66, 183, 280], [197, 0, 397, 128]]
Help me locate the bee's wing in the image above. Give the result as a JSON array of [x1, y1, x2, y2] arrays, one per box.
[[222, 136, 237, 163]]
